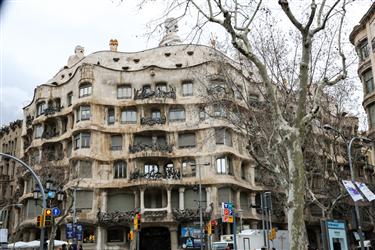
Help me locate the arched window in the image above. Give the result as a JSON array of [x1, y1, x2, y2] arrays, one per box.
[[79, 82, 92, 98], [114, 161, 127, 179]]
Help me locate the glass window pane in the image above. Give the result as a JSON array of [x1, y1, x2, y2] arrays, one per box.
[[178, 133, 196, 148]]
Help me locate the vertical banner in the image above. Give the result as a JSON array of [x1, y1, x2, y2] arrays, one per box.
[[342, 180, 363, 201], [356, 182, 375, 201]]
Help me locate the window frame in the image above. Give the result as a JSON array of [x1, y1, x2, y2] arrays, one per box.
[[113, 161, 127, 179], [67, 92, 73, 106], [78, 105, 91, 121], [169, 108, 186, 122], [182, 81, 194, 96], [363, 69, 374, 94], [107, 107, 115, 125], [216, 157, 228, 174], [79, 83, 92, 98], [36, 102, 47, 116], [117, 85, 132, 99], [74, 132, 91, 149], [121, 108, 137, 124], [111, 135, 123, 151], [178, 133, 196, 148]]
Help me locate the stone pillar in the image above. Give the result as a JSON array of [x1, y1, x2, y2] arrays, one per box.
[[96, 226, 105, 250], [179, 187, 185, 210], [211, 187, 218, 216], [167, 188, 172, 214], [235, 190, 241, 210], [169, 227, 178, 250], [23, 180, 27, 195], [206, 187, 211, 208], [22, 231, 29, 242], [140, 189, 145, 213], [101, 190, 108, 212], [134, 190, 139, 209], [250, 193, 256, 216], [29, 230, 36, 241]]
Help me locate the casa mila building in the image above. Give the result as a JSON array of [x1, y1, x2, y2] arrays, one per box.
[[16, 19, 272, 250]]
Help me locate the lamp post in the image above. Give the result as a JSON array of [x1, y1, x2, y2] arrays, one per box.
[[0, 153, 47, 250], [191, 162, 210, 250], [323, 124, 372, 250]]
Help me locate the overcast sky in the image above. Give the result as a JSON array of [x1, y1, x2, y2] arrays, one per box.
[[0, 0, 373, 127]]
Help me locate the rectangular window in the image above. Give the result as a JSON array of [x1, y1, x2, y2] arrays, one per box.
[[79, 84, 92, 98], [107, 107, 115, 125], [76, 191, 93, 209], [111, 135, 122, 151], [144, 164, 158, 175], [35, 125, 44, 138], [114, 161, 127, 179], [216, 157, 227, 174], [169, 108, 185, 121], [36, 102, 46, 116], [117, 85, 132, 99], [369, 104, 375, 128], [74, 133, 91, 149], [182, 82, 193, 96], [151, 110, 161, 119], [121, 109, 137, 123], [67, 92, 73, 106], [107, 229, 124, 243], [178, 133, 196, 148], [359, 39, 369, 61], [215, 128, 232, 146], [363, 69, 374, 94], [67, 141, 72, 157], [76, 160, 92, 178], [79, 106, 91, 121]]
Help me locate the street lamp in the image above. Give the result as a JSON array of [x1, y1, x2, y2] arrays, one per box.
[[0, 153, 47, 250], [190, 162, 210, 250], [323, 124, 373, 250]]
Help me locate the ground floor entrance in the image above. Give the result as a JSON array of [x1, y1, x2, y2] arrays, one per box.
[[140, 227, 171, 250]]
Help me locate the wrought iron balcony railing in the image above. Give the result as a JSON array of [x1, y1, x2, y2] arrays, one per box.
[[129, 142, 173, 153], [140, 116, 166, 126], [134, 88, 176, 100]]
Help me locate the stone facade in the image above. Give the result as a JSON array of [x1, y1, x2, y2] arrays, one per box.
[[15, 33, 269, 249], [0, 120, 23, 241]]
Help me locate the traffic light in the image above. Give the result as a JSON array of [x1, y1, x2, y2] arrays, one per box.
[[269, 227, 277, 240], [43, 209, 52, 227], [128, 230, 134, 241], [134, 213, 141, 230], [36, 215, 43, 228], [207, 221, 212, 235]]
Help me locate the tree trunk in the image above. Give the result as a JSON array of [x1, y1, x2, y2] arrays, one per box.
[[287, 133, 308, 250]]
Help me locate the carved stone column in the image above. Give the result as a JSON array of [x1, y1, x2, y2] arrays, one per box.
[[315, 229, 322, 250], [96, 226, 105, 250], [235, 190, 241, 210], [23, 180, 27, 195], [169, 227, 178, 250], [206, 187, 211, 208], [211, 186, 218, 216], [101, 190, 108, 212], [29, 229, 36, 241], [134, 190, 139, 209], [250, 192, 256, 216], [140, 188, 145, 213], [179, 187, 185, 210], [167, 188, 172, 214]]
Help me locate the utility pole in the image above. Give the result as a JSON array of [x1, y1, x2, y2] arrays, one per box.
[[72, 188, 77, 250]]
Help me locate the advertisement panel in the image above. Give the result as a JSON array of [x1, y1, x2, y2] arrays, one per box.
[[181, 227, 203, 249]]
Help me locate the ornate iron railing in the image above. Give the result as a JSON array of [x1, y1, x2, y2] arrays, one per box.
[[172, 209, 211, 222], [129, 168, 180, 180], [129, 142, 173, 153], [97, 211, 135, 225], [140, 116, 166, 126], [43, 106, 62, 116], [134, 88, 176, 100]]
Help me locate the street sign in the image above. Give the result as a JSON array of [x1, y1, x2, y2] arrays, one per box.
[[76, 224, 83, 241], [66, 223, 74, 239], [222, 202, 234, 223], [52, 207, 61, 217], [0, 229, 8, 243]]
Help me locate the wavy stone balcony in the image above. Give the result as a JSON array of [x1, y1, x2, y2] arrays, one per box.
[[140, 116, 166, 126], [129, 142, 173, 154]]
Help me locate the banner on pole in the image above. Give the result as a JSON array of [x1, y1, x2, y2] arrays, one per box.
[[356, 182, 375, 202], [342, 180, 363, 202]]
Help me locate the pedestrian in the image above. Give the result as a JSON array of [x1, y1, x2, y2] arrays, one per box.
[[62, 243, 67, 250], [79, 244, 83, 250]]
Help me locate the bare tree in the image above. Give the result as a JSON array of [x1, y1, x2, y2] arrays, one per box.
[[130, 0, 354, 248]]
